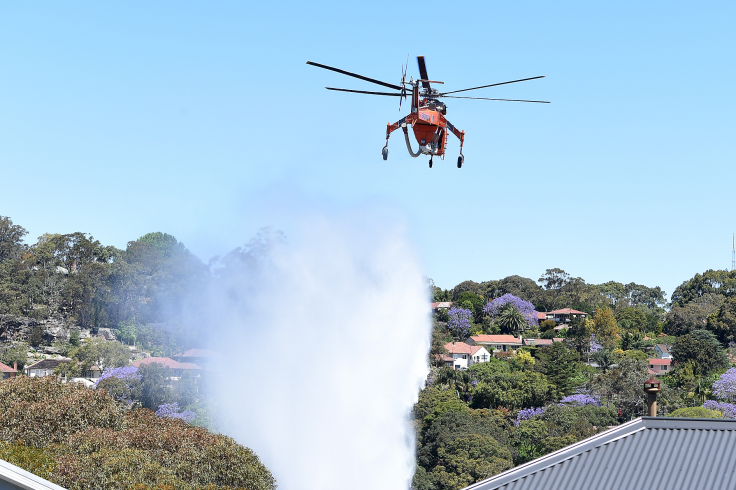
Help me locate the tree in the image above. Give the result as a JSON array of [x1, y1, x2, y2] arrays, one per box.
[[447, 307, 472, 340], [69, 329, 80, 347], [535, 342, 580, 399], [431, 433, 513, 490], [470, 371, 552, 410], [664, 293, 725, 336], [29, 325, 45, 347], [451, 280, 484, 301], [457, 291, 486, 324], [69, 338, 130, 374], [483, 294, 537, 336], [429, 321, 450, 367], [591, 307, 619, 349], [413, 387, 470, 435], [0, 343, 28, 371], [137, 232, 186, 258], [495, 307, 527, 337], [538, 268, 571, 311], [496, 275, 542, 305], [615, 307, 648, 332], [707, 296, 736, 344], [116, 321, 139, 345], [138, 362, 175, 410], [0, 216, 27, 262], [711, 368, 736, 402], [565, 317, 593, 355], [670, 269, 736, 307], [671, 330, 728, 377], [669, 407, 722, 418], [0, 376, 276, 490], [591, 357, 650, 419], [416, 409, 511, 490]]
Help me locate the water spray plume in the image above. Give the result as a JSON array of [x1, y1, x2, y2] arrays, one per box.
[[201, 212, 431, 490]]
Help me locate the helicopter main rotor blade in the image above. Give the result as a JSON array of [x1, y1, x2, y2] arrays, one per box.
[[307, 61, 402, 91], [417, 56, 431, 90], [442, 95, 550, 103], [441, 76, 546, 95], [326, 87, 402, 96]]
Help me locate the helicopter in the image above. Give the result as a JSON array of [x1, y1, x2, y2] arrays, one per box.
[[307, 56, 548, 168]]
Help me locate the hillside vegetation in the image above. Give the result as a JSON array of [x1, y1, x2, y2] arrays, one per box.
[[0, 376, 276, 490]]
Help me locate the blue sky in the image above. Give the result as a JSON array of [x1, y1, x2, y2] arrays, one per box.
[[1, 1, 734, 299]]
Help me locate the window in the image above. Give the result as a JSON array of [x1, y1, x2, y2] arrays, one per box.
[[662, 365, 668, 370], [650, 365, 654, 369]]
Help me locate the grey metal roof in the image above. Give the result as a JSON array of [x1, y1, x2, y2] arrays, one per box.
[[464, 417, 736, 490], [0, 458, 66, 490]]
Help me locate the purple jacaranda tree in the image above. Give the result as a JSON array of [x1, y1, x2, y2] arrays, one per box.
[[712, 368, 736, 402], [559, 393, 602, 406], [484, 294, 538, 334], [590, 334, 602, 353], [447, 306, 472, 339], [703, 400, 736, 419], [94, 365, 141, 388], [515, 407, 546, 426], [155, 403, 196, 423]]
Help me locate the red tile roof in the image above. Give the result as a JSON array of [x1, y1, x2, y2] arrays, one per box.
[[471, 335, 521, 344], [444, 342, 472, 354], [536, 311, 547, 320], [431, 302, 453, 309], [529, 338, 554, 346], [548, 308, 588, 315], [0, 362, 17, 373], [648, 359, 671, 366], [132, 357, 201, 370], [470, 345, 487, 355]]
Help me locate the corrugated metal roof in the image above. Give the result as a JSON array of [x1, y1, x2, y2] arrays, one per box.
[[0, 457, 67, 490], [464, 417, 736, 490]]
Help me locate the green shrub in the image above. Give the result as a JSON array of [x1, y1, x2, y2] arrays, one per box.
[[668, 406, 722, 418], [0, 441, 57, 481], [0, 376, 276, 490]]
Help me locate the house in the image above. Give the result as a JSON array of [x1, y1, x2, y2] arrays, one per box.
[[648, 358, 671, 375], [438, 354, 455, 369], [543, 308, 589, 324], [0, 456, 66, 490], [0, 361, 17, 379], [443, 342, 492, 370], [82, 365, 102, 379], [654, 344, 672, 360], [25, 359, 70, 377], [172, 348, 219, 369], [431, 302, 453, 311], [466, 335, 523, 353], [462, 416, 736, 490], [132, 357, 201, 378]]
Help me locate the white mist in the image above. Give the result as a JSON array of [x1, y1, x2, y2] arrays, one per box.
[[203, 210, 431, 490]]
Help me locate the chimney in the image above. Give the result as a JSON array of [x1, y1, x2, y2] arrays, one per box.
[[643, 377, 661, 416], [13, 362, 17, 371]]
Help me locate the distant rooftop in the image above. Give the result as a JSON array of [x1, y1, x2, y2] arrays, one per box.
[[174, 349, 219, 358], [132, 357, 201, 370]]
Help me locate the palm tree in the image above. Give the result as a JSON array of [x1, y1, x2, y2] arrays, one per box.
[[435, 368, 472, 400], [497, 305, 527, 336]]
